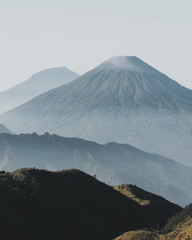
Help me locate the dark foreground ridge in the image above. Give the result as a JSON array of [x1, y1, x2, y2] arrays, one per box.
[[0, 168, 181, 240]]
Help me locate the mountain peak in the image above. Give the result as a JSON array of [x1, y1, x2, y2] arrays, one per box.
[[31, 66, 75, 77], [99, 56, 158, 73], [2, 57, 192, 167], [0, 66, 79, 114]]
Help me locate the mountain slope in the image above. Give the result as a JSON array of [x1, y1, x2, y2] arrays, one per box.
[[0, 133, 191, 206], [0, 57, 192, 165], [114, 222, 192, 240], [163, 203, 192, 233], [0, 123, 13, 134], [115, 204, 192, 240], [0, 168, 181, 240], [114, 184, 182, 221], [0, 67, 79, 114]]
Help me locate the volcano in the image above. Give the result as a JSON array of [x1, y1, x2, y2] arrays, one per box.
[[1, 56, 192, 165]]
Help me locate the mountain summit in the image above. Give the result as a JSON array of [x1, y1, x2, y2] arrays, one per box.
[[98, 56, 160, 73], [0, 66, 79, 114], [88, 56, 192, 113], [1, 57, 192, 165]]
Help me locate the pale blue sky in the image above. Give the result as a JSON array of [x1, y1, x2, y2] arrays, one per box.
[[0, 0, 192, 91]]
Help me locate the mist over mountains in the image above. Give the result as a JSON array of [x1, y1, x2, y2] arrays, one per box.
[[0, 56, 192, 239], [0, 132, 191, 206], [0, 67, 79, 114], [1, 56, 192, 166]]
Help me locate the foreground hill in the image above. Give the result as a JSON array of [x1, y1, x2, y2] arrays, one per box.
[[114, 221, 192, 240], [0, 123, 13, 134], [0, 67, 79, 114], [0, 168, 181, 240], [114, 184, 181, 210], [114, 184, 182, 223], [0, 133, 191, 206], [115, 204, 192, 240], [1, 57, 192, 165]]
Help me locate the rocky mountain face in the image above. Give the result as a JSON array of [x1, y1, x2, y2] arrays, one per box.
[[0, 67, 79, 114], [0, 133, 191, 206], [0, 123, 13, 134], [0, 168, 181, 240], [0, 57, 192, 165]]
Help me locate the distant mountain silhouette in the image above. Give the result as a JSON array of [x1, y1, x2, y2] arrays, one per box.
[[0, 67, 79, 114], [0, 132, 191, 206], [0, 57, 192, 165], [0, 168, 181, 240]]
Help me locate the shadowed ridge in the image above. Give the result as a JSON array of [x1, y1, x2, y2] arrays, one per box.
[[114, 184, 181, 221], [114, 204, 192, 240], [114, 183, 180, 206], [163, 203, 192, 233], [0, 168, 181, 240]]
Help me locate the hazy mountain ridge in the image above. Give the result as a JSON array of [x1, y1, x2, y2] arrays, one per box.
[[0, 168, 181, 240], [1, 57, 192, 165], [0, 66, 79, 114], [0, 132, 191, 206], [0, 123, 13, 134]]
